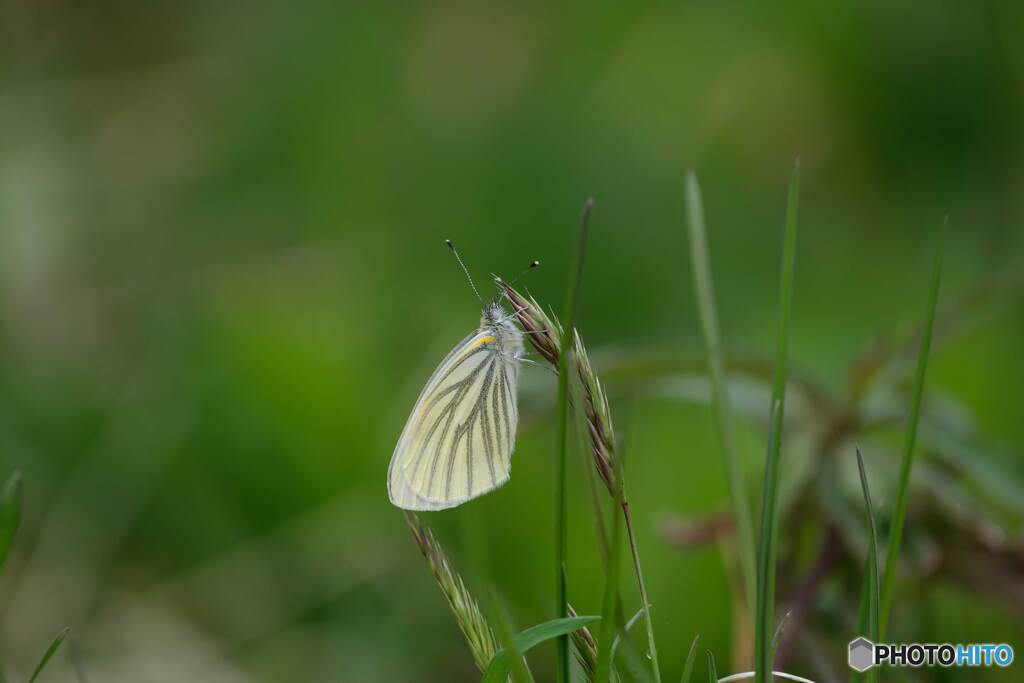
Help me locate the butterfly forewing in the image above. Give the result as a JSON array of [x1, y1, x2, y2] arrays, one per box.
[[388, 327, 520, 510]]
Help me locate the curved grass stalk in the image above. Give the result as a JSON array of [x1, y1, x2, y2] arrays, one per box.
[[499, 282, 661, 683]]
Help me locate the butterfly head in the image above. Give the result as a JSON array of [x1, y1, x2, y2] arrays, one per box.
[[481, 301, 509, 327]]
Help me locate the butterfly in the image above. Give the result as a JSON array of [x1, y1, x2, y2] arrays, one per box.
[[387, 242, 537, 511]]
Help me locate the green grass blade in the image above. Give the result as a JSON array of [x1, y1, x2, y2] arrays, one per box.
[[879, 222, 944, 638], [483, 616, 601, 683], [754, 159, 800, 683], [685, 171, 757, 607], [855, 449, 880, 683], [680, 635, 700, 683], [0, 471, 23, 573], [706, 650, 719, 683], [30, 627, 69, 683], [555, 198, 594, 683]]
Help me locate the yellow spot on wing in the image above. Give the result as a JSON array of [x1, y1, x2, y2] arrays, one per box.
[[453, 335, 496, 362], [470, 335, 496, 348]]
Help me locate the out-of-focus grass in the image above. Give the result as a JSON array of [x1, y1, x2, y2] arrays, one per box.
[[685, 172, 757, 611]]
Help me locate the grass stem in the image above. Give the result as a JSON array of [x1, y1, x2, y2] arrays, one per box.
[[879, 221, 944, 638], [754, 159, 800, 683], [623, 500, 661, 682]]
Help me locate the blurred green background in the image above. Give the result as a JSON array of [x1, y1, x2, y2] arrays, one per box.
[[1, 1, 1022, 681]]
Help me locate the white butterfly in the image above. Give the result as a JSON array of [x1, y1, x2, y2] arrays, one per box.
[[388, 243, 534, 511]]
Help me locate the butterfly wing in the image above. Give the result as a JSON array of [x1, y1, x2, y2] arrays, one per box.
[[388, 329, 519, 511]]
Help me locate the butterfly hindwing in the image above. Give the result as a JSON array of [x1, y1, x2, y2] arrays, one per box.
[[388, 328, 519, 510]]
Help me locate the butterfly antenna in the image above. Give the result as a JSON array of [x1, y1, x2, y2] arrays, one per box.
[[509, 259, 541, 286], [446, 239, 483, 303], [491, 259, 540, 304]]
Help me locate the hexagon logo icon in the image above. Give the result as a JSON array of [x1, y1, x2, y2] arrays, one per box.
[[848, 637, 875, 672]]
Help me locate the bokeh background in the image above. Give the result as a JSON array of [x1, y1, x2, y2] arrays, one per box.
[[1, 1, 1022, 681]]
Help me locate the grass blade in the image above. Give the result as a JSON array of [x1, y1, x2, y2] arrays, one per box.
[[855, 449, 880, 683], [706, 650, 719, 683], [879, 222, 944, 637], [0, 471, 23, 572], [30, 627, 69, 683], [754, 159, 800, 683], [555, 198, 594, 682], [685, 172, 757, 607], [482, 616, 601, 683], [680, 635, 700, 683]]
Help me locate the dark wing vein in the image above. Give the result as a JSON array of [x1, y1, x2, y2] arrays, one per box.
[[439, 359, 495, 499], [401, 340, 518, 504], [407, 354, 489, 485]]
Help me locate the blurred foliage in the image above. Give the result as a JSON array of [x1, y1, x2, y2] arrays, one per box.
[[0, 1, 1022, 681]]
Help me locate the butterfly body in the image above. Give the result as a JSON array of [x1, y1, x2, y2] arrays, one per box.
[[388, 302, 523, 511]]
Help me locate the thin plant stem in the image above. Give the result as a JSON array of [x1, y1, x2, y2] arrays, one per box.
[[595, 471, 624, 683], [879, 220, 944, 638], [623, 500, 661, 681], [499, 279, 662, 683], [555, 198, 594, 683], [754, 159, 800, 683], [685, 170, 758, 609]]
